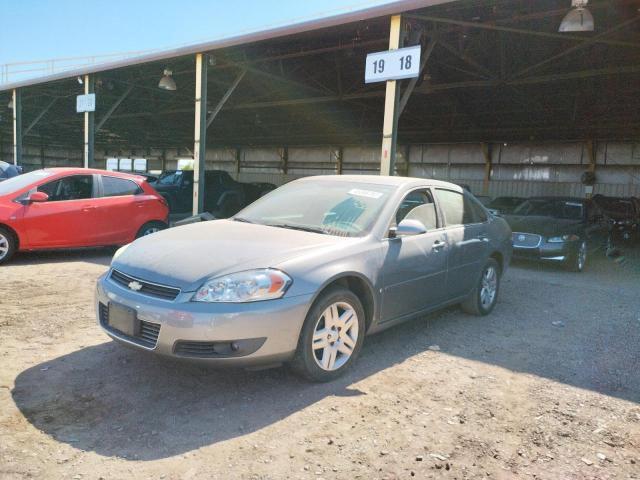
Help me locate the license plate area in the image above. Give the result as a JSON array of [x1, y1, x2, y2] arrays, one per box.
[[108, 302, 139, 337]]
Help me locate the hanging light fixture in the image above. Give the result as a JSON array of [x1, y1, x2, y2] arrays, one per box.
[[158, 68, 177, 91], [559, 0, 594, 32]]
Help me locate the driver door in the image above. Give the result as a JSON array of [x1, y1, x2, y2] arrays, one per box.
[[20, 174, 98, 248], [380, 189, 449, 322]]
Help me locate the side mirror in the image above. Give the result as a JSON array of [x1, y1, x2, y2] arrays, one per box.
[[28, 191, 49, 203], [389, 219, 427, 238]]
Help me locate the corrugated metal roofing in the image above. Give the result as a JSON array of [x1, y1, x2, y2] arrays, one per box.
[[0, 0, 455, 92]]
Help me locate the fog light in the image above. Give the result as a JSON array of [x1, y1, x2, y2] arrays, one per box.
[[230, 342, 240, 352]]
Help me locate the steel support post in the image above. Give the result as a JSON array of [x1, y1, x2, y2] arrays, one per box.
[[193, 53, 208, 215], [585, 139, 596, 198], [335, 147, 343, 174], [235, 147, 241, 175], [380, 15, 403, 176], [12, 88, 22, 165], [481, 142, 492, 195], [83, 74, 95, 168]]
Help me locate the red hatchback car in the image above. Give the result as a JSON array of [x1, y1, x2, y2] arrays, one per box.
[[0, 168, 169, 264]]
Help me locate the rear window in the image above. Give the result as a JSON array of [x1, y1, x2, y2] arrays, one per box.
[[102, 176, 142, 197]]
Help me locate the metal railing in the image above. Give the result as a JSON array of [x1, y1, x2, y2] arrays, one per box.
[[0, 50, 156, 85]]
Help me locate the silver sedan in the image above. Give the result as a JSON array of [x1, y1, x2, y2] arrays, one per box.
[[96, 175, 512, 381]]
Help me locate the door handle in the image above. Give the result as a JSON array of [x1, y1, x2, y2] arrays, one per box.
[[82, 205, 96, 213], [432, 240, 446, 250], [477, 234, 489, 242]]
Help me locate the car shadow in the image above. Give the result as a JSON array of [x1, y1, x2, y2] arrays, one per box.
[[12, 276, 640, 461], [9, 248, 113, 267]]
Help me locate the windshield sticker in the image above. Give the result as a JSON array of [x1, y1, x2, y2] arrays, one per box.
[[348, 188, 383, 199]]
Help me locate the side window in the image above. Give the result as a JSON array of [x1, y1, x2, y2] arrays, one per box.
[[465, 194, 488, 223], [102, 176, 142, 197], [38, 175, 93, 201], [393, 189, 438, 230], [434, 189, 469, 226]]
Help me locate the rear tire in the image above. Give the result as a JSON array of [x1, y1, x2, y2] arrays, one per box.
[[135, 221, 167, 239], [0, 227, 17, 265], [291, 286, 366, 382], [461, 258, 500, 316]]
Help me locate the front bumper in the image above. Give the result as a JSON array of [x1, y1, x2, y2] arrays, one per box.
[[512, 241, 574, 262], [96, 272, 314, 367]]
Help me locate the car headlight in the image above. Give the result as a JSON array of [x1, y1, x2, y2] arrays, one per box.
[[192, 269, 292, 303], [112, 244, 130, 261], [547, 234, 579, 243]]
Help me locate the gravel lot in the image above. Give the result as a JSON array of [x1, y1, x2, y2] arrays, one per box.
[[1, 245, 639, 479]]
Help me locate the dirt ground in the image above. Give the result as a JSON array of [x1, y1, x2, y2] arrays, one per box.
[[1, 246, 639, 480]]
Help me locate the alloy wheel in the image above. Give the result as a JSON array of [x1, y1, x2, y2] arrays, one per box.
[[479, 265, 498, 310], [0, 232, 9, 260], [312, 301, 359, 371], [142, 227, 160, 236], [577, 241, 587, 270]]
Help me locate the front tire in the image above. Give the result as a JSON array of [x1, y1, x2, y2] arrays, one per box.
[[135, 221, 167, 239], [291, 286, 366, 382], [0, 227, 16, 265], [461, 258, 500, 316], [567, 240, 587, 272]]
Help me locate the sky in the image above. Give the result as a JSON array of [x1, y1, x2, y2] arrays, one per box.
[[0, 0, 396, 80]]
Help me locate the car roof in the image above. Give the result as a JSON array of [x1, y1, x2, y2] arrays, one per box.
[[39, 168, 145, 181], [293, 174, 463, 191], [527, 196, 586, 202]]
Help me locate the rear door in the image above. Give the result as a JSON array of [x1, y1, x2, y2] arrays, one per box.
[[380, 188, 449, 322], [93, 175, 145, 244], [434, 189, 490, 298], [21, 174, 97, 248]]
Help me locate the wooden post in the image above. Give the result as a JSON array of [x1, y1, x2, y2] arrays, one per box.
[[192, 53, 208, 215], [83, 75, 95, 168], [380, 15, 403, 176], [12, 88, 22, 166]]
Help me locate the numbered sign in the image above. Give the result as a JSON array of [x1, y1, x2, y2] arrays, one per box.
[[365, 45, 421, 84], [76, 93, 96, 113]]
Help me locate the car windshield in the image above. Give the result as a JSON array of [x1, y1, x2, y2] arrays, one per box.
[[513, 199, 583, 220], [157, 171, 183, 185], [0, 170, 53, 195], [235, 180, 395, 237]]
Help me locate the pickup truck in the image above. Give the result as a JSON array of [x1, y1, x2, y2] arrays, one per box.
[[150, 169, 275, 216]]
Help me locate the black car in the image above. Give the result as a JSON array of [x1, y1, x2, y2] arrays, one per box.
[[591, 194, 639, 244], [0, 161, 22, 182], [503, 197, 607, 272], [487, 196, 524, 215], [151, 169, 275, 216]]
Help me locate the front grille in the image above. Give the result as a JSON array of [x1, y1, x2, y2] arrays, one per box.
[[174, 341, 217, 358], [512, 232, 542, 248], [99, 302, 161, 348], [173, 338, 266, 358], [110, 269, 180, 301]]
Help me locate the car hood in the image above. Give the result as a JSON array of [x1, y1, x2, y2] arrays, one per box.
[[112, 219, 350, 291], [502, 215, 582, 237]]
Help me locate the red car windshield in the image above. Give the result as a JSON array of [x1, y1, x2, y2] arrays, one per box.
[[0, 170, 55, 196]]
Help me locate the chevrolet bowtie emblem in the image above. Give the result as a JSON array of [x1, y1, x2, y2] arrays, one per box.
[[128, 281, 143, 291]]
